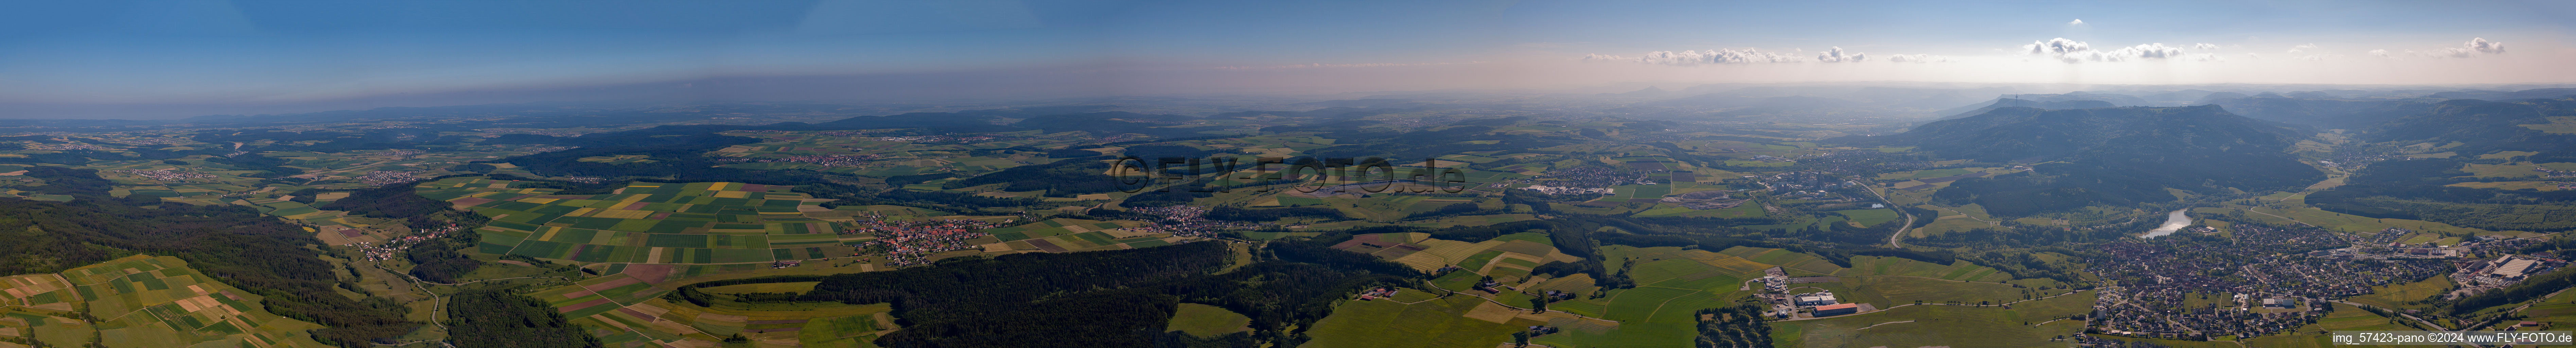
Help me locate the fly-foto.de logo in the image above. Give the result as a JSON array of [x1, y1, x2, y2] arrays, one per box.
[[1109, 156, 1470, 194]]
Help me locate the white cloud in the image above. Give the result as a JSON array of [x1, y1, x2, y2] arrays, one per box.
[[2020, 38, 2218, 63], [2068, 19, 2085, 25], [2421, 37, 2506, 57], [2192, 43, 2221, 50], [2244, 53, 2262, 59], [1815, 47, 1868, 63], [2368, 49, 2391, 58], [2466, 37, 2506, 54]]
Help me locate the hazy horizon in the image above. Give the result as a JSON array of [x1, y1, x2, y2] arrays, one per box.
[[5, 0, 2572, 119]]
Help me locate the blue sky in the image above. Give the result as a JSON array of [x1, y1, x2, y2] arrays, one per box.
[[1, 0, 2570, 118]]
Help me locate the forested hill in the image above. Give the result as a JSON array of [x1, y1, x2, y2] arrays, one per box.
[[1843, 105, 2323, 216], [2200, 97, 2437, 129], [2363, 98, 2576, 154], [1930, 98, 2117, 120]]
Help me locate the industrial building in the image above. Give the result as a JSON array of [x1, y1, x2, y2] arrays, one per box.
[[2493, 257, 2542, 279], [1793, 292, 1837, 306], [1812, 303, 1858, 316]]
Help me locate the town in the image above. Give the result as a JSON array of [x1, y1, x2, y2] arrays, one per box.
[[2084, 225, 2455, 340]]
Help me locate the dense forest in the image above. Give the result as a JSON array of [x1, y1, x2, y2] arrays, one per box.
[[936, 156, 1136, 197], [445, 288, 604, 348], [1204, 206, 1346, 222], [665, 238, 1422, 348]]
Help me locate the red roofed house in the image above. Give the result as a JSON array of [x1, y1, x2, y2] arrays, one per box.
[[1812, 303, 1859, 316]]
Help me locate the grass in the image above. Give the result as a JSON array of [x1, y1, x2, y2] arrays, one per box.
[[2344, 275, 2453, 311], [2464, 163, 2544, 178], [1770, 289, 2095, 348], [1299, 295, 1540, 348], [2522, 116, 2576, 134], [1792, 276, 2036, 308], [2447, 181, 2564, 191], [1167, 303, 1254, 337], [701, 281, 822, 295], [1601, 287, 1700, 322], [1831, 208, 1898, 227], [1842, 256, 2006, 281]]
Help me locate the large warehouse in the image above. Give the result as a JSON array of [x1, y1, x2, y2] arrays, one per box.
[[1812, 303, 1859, 316]]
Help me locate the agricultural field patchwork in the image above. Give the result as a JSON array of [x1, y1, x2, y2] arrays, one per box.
[[0, 255, 331, 348], [419, 177, 861, 264]]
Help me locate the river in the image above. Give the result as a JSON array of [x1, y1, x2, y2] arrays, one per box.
[[2141, 209, 2191, 238]]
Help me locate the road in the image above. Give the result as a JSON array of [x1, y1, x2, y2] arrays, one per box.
[[1856, 180, 1914, 248]]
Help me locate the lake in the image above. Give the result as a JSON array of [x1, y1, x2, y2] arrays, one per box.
[[2141, 209, 2190, 238]]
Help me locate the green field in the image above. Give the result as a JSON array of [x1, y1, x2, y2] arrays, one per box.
[[1772, 290, 2096, 348], [701, 281, 823, 295], [1167, 303, 1254, 337], [2344, 275, 2454, 311], [419, 177, 869, 264], [1791, 276, 2041, 308], [1299, 295, 1539, 348]]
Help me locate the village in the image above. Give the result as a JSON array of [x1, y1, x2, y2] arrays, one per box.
[[356, 170, 424, 185], [841, 214, 1016, 267], [719, 154, 883, 167], [1124, 205, 1260, 238], [109, 168, 217, 182], [1521, 166, 1644, 190], [1752, 171, 1856, 198], [350, 222, 469, 262]]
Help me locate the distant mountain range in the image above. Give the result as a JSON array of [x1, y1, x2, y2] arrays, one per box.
[[2431, 88, 2576, 101]]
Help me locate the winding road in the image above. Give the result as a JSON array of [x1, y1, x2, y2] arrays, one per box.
[[1856, 180, 1915, 248]]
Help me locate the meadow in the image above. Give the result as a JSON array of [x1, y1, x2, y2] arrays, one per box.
[[1770, 289, 2096, 348]]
